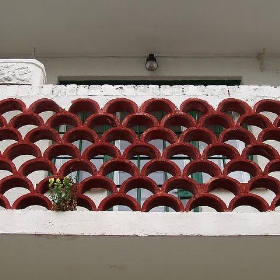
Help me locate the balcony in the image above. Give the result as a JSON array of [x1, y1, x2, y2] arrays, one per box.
[[1, 63, 280, 279], [0, 83, 280, 212]]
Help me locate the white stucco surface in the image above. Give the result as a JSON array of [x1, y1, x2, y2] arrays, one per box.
[[1, 84, 280, 109], [0, 211, 280, 237], [40, 56, 280, 85], [0, 59, 46, 85]]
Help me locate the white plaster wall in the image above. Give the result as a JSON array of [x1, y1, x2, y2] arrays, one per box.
[[0, 59, 46, 85], [39, 56, 280, 85], [1, 84, 279, 109], [1, 211, 280, 236]]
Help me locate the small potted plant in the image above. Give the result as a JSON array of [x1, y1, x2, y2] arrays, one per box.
[[48, 177, 77, 211]]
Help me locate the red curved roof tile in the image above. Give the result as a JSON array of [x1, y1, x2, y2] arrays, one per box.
[[141, 127, 178, 144], [0, 115, 7, 127], [183, 159, 222, 178], [237, 113, 273, 129], [4, 142, 42, 160], [199, 113, 234, 129], [186, 194, 227, 212], [248, 175, 280, 195], [13, 193, 51, 210], [63, 127, 99, 144], [101, 127, 138, 144], [161, 112, 195, 129], [25, 127, 60, 143], [69, 98, 100, 115], [141, 159, 181, 177], [58, 159, 96, 178], [10, 112, 44, 128], [259, 128, 280, 142], [163, 142, 200, 160], [0, 158, 17, 174], [220, 128, 256, 145], [104, 98, 138, 114], [120, 176, 160, 194], [77, 194, 97, 211], [99, 159, 139, 177], [0, 175, 33, 194], [218, 98, 252, 115], [123, 113, 158, 129], [180, 128, 217, 145], [264, 159, 280, 174], [254, 99, 280, 115], [228, 194, 269, 212], [98, 194, 140, 211], [83, 143, 121, 161], [0, 127, 21, 141], [141, 98, 176, 114], [142, 193, 184, 212], [0, 98, 26, 114], [79, 176, 118, 194], [44, 143, 81, 161], [29, 99, 61, 114], [84, 113, 120, 129], [19, 158, 56, 177], [242, 143, 279, 161], [123, 143, 161, 159], [47, 112, 82, 128], [162, 177, 198, 195], [270, 194, 280, 210], [0, 195, 11, 209], [203, 143, 240, 159], [273, 116, 280, 127], [205, 176, 241, 195], [180, 98, 214, 114], [224, 159, 262, 177]]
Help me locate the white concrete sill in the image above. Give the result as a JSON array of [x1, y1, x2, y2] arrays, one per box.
[[0, 59, 46, 85], [0, 210, 279, 237]]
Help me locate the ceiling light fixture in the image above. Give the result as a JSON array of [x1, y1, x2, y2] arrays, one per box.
[[145, 54, 158, 71]]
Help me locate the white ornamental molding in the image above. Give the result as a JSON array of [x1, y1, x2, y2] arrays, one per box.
[[0, 59, 46, 85]]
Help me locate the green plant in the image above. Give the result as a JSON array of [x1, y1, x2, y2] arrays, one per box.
[[48, 177, 77, 211]]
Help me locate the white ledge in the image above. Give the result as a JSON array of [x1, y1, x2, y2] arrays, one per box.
[[0, 59, 46, 85], [1, 211, 280, 237], [0, 85, 280, 109]]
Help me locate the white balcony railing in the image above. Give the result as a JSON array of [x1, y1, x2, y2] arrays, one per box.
[[0, 84, 280, 212]]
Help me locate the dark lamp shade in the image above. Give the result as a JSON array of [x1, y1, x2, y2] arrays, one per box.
[[145, 54, 158, 71]]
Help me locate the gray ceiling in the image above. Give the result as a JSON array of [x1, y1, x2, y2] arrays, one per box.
[[1, 0, 280, 57]]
